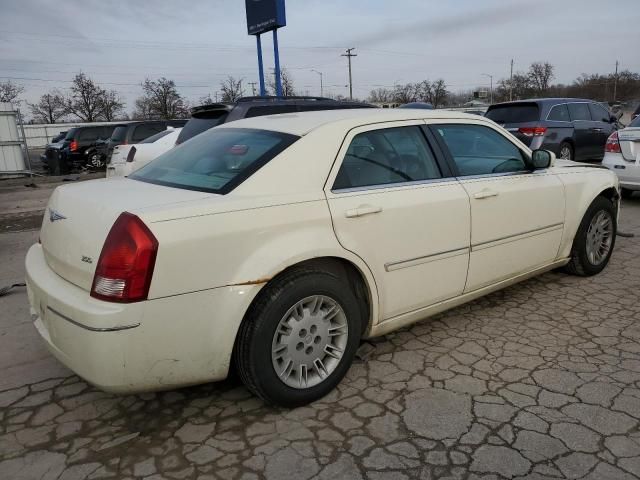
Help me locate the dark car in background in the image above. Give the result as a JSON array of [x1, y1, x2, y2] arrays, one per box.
[[43, 125, 117, 174], [103, 120, 186, 163], [176, 96, 374, 145], [485, 98, 617, 161]]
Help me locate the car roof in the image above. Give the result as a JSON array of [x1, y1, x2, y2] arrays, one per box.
[[216, 108, 486, 136], [490, 98, 594, 107]]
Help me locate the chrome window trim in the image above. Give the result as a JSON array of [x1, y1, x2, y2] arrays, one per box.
[[331, 176, 455, 194], [385, 246, 470, 272], [455, 169, 538, 181], [47, 306, 140, 332]]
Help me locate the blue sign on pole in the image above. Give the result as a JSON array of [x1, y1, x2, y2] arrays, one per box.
[[246, 0, 286, 97], [245, 0, 286, 36]]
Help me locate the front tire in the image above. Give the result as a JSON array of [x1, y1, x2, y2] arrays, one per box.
[[564, 196, 617, 276], [234, 268, 362, 407]]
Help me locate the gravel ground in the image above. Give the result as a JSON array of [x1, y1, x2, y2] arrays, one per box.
[[0, 197, 639, 480]]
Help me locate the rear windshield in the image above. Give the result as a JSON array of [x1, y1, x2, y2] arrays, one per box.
[[630, 116, 640, 128], [141, 130, 173, 143], [130, 128, 298, 194], [485, 104, 540, 123], [110, 126, 128, 142], [176, 111, 229, 144], [64, 128, 79, 140]]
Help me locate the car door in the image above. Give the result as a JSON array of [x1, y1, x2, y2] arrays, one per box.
[[568, 102, 597, 160], [589, 102, 615, 160], [325, 121, 471, 320], [429, 121, 565, 292]]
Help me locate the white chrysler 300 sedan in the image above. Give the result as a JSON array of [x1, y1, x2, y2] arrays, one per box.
[[26, 109, 620, 406]]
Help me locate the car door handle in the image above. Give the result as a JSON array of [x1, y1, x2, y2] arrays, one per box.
[[591, 127, 603, 132], [473, 189, 499, 200], [345, 205, 383, 218]]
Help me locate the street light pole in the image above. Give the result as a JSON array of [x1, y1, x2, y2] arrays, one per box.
[[311, 69, 323, 97], [482, 73, 493, 104]]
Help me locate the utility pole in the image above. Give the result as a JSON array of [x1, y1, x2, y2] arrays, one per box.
[[341, 48, 357, 100], [249, 82, 258, 96], [311, 69, 323, 97], [613, 60, 619, 103], [509, 59, 514, 101], [482, 73, 493, 104]]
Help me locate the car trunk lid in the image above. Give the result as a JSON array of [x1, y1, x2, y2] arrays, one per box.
[[618, 127, 640, 162], [40, 178, 211, 291]]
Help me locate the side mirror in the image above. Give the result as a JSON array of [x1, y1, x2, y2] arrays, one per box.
[[531, 149, 555, 169], [610, 115, 618, 123]]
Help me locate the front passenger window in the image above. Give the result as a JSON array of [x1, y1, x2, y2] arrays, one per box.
[[434, 124, 527, 176], [333, 126, 441, 190]]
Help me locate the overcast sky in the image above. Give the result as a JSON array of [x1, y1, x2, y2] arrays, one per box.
[[1, 0, 639, 113]]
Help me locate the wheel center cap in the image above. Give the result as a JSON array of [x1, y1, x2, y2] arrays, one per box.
[[304, 334, 313, 345]]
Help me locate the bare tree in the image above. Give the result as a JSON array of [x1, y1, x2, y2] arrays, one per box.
[[0, 80, 25, 104], [528, 62, 554, 94], [368, 87, 393, 103], [267, 68, 295, 96], [198, 94, 215, 105], [137, 77, 189, 119], [496, 73, 533, 101], [421, 79, 448, 108], [392, 83, 419, 104], [220, 76, 244, 102], [65, 73, 106, 122], [28, 90, 67, 123], [99, 90, 125, 121]]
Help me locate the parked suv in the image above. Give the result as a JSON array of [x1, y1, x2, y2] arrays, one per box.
[[485, 98, 617, 161], [103, 120, 186, 163], [44, 125, 117, 174], [176, 96, 374, 145]]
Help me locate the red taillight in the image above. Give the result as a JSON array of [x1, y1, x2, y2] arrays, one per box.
[[126, 146, 137, 162], [605, 131, 621, 153], [90, 213, 158, 303], [518, 127, 547, 137], [69, 140, 78, 152]]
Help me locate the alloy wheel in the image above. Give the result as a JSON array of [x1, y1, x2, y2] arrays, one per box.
[[585, 210, 613, 266], [271, 295, 349, 389]]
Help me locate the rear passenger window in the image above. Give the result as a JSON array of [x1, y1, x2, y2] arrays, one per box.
[[133, 124, 165, 142], [434, 124, 527, 176], [589, 103, 610, 123], [547, 104, 570, 122], [333, 126, 441, 190], [568, 103, 591, 121]]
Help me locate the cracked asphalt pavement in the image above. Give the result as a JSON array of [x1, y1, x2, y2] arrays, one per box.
[[1, 197, 639, 480]]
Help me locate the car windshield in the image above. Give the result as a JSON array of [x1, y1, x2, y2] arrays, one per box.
[[485, 104, 539, 123], [110, 126, 128, 142], [629, 115, 640, 128], [176, 111, 229, 144], [130, 128, 298, 194], [141, 130, 172, 143]]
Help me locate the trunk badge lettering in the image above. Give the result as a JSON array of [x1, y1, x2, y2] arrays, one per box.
[[48, 209, 67, 222], [81, 256, 93, 264]]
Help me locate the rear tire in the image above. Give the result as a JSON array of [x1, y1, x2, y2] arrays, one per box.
[[234, 267, 362, 407], [621, 188, 634, 199], [563, 196, 616, 276], [558, 142, 573, 160]]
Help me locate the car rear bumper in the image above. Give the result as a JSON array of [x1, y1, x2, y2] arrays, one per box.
[[26, 244, 260, 393], [603, 152, 640, 190]]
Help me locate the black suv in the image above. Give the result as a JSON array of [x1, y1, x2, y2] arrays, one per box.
[[485, 98, 617, 161], [103, 120, 187, 163], [176, 96, 374, 145], [44, 125, 117, 174]]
